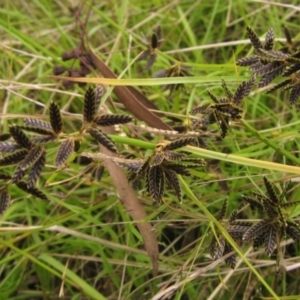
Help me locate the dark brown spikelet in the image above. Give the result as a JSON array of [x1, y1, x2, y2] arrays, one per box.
[[263, 177, 279, 204], [19, 146, 44, 171], [0, 142, 20, 153], [0, 149, 28, 166], [215, 198, 227, 221], [164, 169, 182, 202], [18, 125, 54, 136], [9, 126, 32, 149], [289, 85, 300, 105], [151, 31, 159, 49], [224, 243, 236, 269], [151, 153, 164, 167], [264, 28, 275, 51], [265, 225, 277, 256], [246, 26, 263, 50], [0, 133, 11, 141], [30, 135, 57, 145], [167, 163, 191, 176], [94, 85, 103, 111], [27, 150, 46, 188], [0, 189, 10, 217], [16, 181, 48, 201], [137, 49, 150, 62], [93, 114, 133, 126], [23, 118, 52, 130], [233, 76, 256, 105], [0, 173, 12, 180], [49, 101, 63, 135], [91, 165, 105, 182], [243, 219, 271, 241], [164, 137, 195, 151], [11, 165, 26, 183], [87, 128, 117, 153], [164, 151, 186, 161], [83, 87, 97, 123], [286, 221, 300, 242], [145, 54, 157, 71], [210, 236, 225, 260], [221, 79, 233, 100], [147, 166, 164, 202], [55, 139, 75, 167]]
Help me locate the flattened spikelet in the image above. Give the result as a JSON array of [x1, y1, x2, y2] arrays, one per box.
[[243, 219, 271, 241], [55, 139, 75, 167], [16, 181, 48, 201], [145, 54, 157, 70], [253, 232, 267, 249], [151, 32, 159, 49], [9, 126, 32, 149], [221, 79, 233, 100], [0, 142, 20, 153], [91, 165, 104, 182], [147, 166, 163, 202], [286, 221, 300, 242], [233, 76, 256, 105], [88, 128, 117, 153], [210, 236, 225, 260], [23, 118, 52, 130], [164, 137, 195, 151], [30, 135, 57, 145], [0, 173, 12, 180], [156, 25, 162, 43], [0, 149, 28, 166], [83, 87, 97, 123], [236, 56, 258, 66], [246, 26, 263, 50], [93, 114, 133, 126], [151, 153, 164, 167], [216, 198, 227, 221], [137, 49, 150, 62], [11, 165, 26, 183], [265, 226, 277, 256], [282, 63, 300, 76], [49, 101, 63, 134], [227, 225, 250, 240], [224, 243, 236, 269], [94, 85, 103, 110], [207, 90, 219, 103], [258, 49, 290, 61], [242, 195, 263, 209], [266, 78, 291, 94], [164, 169, 182, 202], [0, 189, 10, 217], [258, 66, 285, 87], [190, 103, 211, 115], [18, 125, 54, 136], [167, 163, 191, 176], [264, 28, 275, 50], [164, 150, 186, 161], [0, 133, 11, 141], [289, 85, 300, 105], [263, 177, 279, 204], [27, 150, 46, 188], [19, 146, 44, 171]]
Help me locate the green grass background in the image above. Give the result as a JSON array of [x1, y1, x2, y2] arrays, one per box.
[[1, 0, 300, 299]]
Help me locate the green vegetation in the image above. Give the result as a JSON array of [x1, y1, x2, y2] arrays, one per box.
[[1, 1, 300, 299]]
